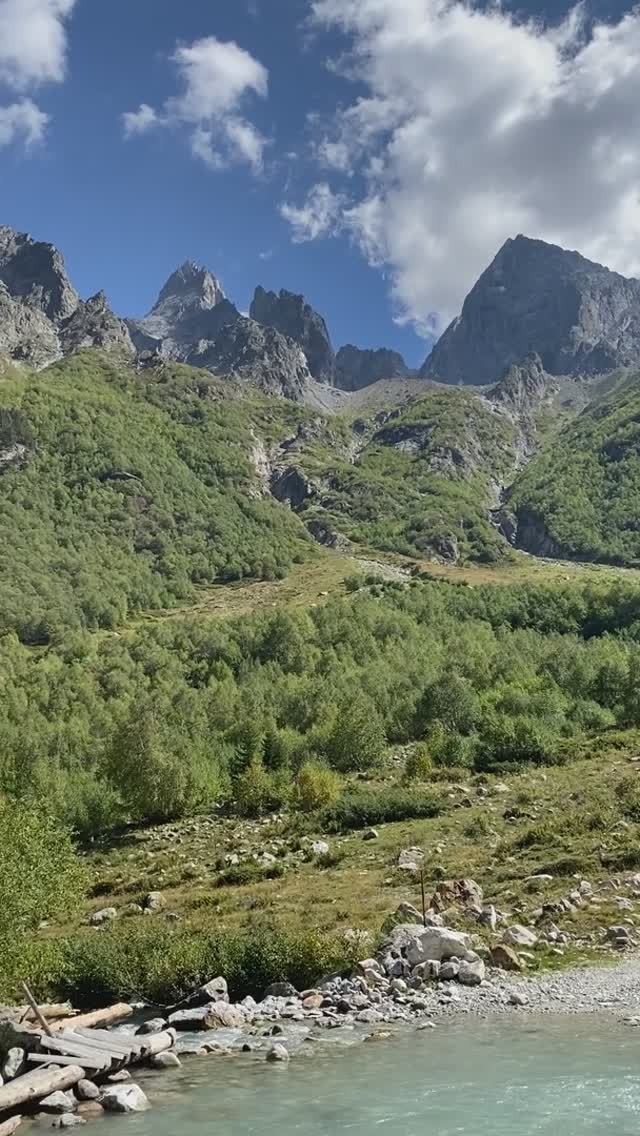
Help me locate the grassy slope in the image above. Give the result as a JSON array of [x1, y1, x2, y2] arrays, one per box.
[[512, 370, 640, 565], [299, 387, 517, 564], [0, 352, 314, 641]]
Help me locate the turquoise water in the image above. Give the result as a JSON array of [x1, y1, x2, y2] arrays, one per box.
[[125, 1017, 640, 1135]]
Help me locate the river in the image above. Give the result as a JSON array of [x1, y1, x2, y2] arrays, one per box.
[[120, 1015, 640, 1134]]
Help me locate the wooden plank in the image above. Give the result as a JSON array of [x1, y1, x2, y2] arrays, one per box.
[[40, 1035, 125, 1064], [21, 982, 53, 1037], [0, 1065, 85, 1113], [0, 1116, 22, 1136], [27, 1052, 110, 1072], [52, 1004, 132, 1033], [72, 1028, 142, 1055]]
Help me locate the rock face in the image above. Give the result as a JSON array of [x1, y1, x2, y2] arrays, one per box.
[[127, 261, 239, 359], [335, 345, 410, 391], [191, 317, 313, 400], [422, 234, 640, 385], [250, 285, 335, 381], [0, 226, 130, 367]]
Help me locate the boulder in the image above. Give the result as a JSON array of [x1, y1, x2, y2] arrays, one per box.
[[302, 993, 324, 1010], [439, 960, 460, 981], [490, 944, 523, 971], [76, 1080, 100, 1101], [458, 955, 486, 986], [397, 848, 424, 872], [52, 1117, 85, 1129], [263, 982, 298, 999], [136, 1017, 168, 1035], [405, 926, 471, 965], [508, 990, 529, 1007], [41, 1091, 76, 1113], [169, 1003, 243, 1031], [143, 891, 164, 912], [151, 1051, 181, 1069], [478, 905, 497, 931], [430, 879, 483, 912], [503, 925, 538, 948], [312, 841, 330, 857], [363, 829, 379, 841], [1, 1047, 25, 1080], [89, 907, 117, 927], [266, 1043, 290, 1063], [76, 1102, 104, 1120], [101, 1084, 151, 1113]]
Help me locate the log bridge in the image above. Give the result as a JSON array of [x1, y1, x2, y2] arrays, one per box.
[[0, 1002, 176, 1131]]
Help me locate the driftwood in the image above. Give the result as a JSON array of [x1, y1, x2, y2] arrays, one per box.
[[0, 1064, 85, 1113], [19, 1004, 75, 1024], [139, 1029, 177, 1058], [52, 1003, 133, 1033], [0, 1116, 22, 1135], [27, 1052, 110, 1071], [20, 983, 52, 1038]]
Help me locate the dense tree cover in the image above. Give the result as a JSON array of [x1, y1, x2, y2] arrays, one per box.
[[0, 352, 312, 643], [512, 371, 640, 565], [299, 388, 516, 563], [3, 576, 640, 837]]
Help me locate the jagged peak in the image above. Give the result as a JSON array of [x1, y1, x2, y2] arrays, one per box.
[[156, 261, 225, 309]]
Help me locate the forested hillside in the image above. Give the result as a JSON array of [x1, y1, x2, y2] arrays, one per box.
[[512, 370, 640, 565]]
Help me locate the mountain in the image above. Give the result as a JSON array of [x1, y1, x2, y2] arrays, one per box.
[[127, 261, 239, 359], [189, 316, 313, 400], [250, 286, 335, 382], [334, 345, 410, 391], [0, 226, 132, 367], [423, 235, 640, 386]]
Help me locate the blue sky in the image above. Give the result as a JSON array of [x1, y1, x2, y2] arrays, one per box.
[[1, 0, 639, 368]]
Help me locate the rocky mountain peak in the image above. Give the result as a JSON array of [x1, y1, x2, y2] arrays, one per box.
[[335, 345, 410, 391], [250, 285, 335, 382], [189, 316, 313, 401], [422, 235, 640, 386], [157, 261, 225, 310], [0, 224, 79, 322]]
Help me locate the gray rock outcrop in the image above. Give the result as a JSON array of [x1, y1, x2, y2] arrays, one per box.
[[59, 292, 134, 356], [191, 316, 313, 400], [422, 234, 640, 385], [0, 225, 78, 322], [127, 261, 239, 359], [250, 285, 335, 381], [335, 345, 410, 391]]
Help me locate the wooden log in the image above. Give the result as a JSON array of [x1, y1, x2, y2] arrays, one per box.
[[52, 1004, 133, 1033], [0, 1116, 22, 1136], [20, 983, 52, 1037], [0, 1065, 85, 1113], [40, 1035, 127, 1065], [20, 1004, 76, 1024], [139, 1029, 177, 1059], [71, 1029, 142, 1056], [28, 1052, 110, 1072]]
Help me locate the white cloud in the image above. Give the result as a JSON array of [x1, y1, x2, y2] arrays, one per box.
[[0, 0, 76, 89], [122, 103, 158, 138], [280, 182, 347, 241], [0, 0, 76, 152], [123, 36, 269, 174], [0, 98, 48, 149], [295, 0, 640, 334]]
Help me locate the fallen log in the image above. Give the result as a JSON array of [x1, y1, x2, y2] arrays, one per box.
[[19, 1004, 76, 1024], [28, 1052, 111, 1072], [139, 1029, 177, 1059], [0, 1116, 22, 1135], [41, 1034, 127, 1066], [52, 1004, 133, 1033], [0, 1064, 85, 1113]]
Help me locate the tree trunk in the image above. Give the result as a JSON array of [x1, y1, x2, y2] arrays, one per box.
[[0, 1065, 84, 1114], [52, 1004, 133, 1033]]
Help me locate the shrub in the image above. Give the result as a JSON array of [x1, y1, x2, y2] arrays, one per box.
[[403, 743, 433, 781], [294, 761, 342, 812], [325, 695, 386, 772], [216, 861, 286, 887], [318, 787, 441, 832], [234, 760, 289, 818]]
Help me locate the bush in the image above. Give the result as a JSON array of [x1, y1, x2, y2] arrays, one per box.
[[325, 695, 386, 772], [216, 861, 286, 887], [234, 759, 289, 818], [318, 787, 441, 832], [294, 761, 342, 812], [403, 743, 433, 781]]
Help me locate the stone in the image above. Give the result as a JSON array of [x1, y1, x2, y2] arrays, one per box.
[[137, 1017, 168, 1035], [143, 891, 164, 912], [503, 925, 538, 948], [76, 1102, 104, 1120], [490, 944, 523, 972], [302, 993, 324, 1010], [508, 991, 529, 1007], [89, 907, 117, 926], [101, 1084, 151, 1113], [478, 905, 498, 931], [397, 848, 424, 872], [263, 982, 298, 999], [151, 1051, 181, 1069], [363, 829, 379, 841], [76, 1080, 100, 1102], [439, 960, 460, 981], [106, 1070, 131, 1083], [187, 977, 229, 1006], [1, 1047, 25, 1080], [430, 879, 483, 912], [458, 955, 486, 986], [356, 1009, 383, 1024], [312, 841, 330, 856], [52, 1116, 85, 1129], [41, 1091, 76, 1113], [404, 925, 471, 965], [266, 1043, 290, 1063], [168, 1002, 243, 1031], [191, 318, 314, 402]]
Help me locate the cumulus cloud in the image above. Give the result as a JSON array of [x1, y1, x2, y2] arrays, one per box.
[[0, 98, 48, 148], [123, 36, 269, 174], [280, 182, 347, 241], [0, 0, 76, 150], [291, 0, 640, 334]]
